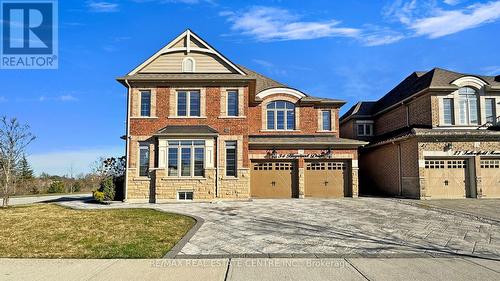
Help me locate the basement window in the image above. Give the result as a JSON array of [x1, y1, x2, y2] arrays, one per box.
[[178, 191, 194, 201]]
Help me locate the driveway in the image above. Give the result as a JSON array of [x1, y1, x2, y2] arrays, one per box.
[[403, 199, 500, 223], [9, 193, 92, 206], [60, 198, 500, 259]]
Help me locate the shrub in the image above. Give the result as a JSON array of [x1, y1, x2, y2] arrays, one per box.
[[99, 177, 115, 201], [93, 190, 105, 203], [47, 181, 65, 193], [72, 181, 82, 192]]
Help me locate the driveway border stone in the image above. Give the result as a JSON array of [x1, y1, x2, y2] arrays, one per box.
[[163, 213, 205, 258]]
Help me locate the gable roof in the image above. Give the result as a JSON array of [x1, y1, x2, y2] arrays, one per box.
[[341, 68, 500, 122], [127, 29, 246, 76]]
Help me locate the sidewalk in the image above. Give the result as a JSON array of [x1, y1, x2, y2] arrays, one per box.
[[1, 258, 498, 281]]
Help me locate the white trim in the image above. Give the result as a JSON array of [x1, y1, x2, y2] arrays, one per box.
[[451, 76, 489, 89], [256, 88, 306, 100], [128, 30, 246, 75]]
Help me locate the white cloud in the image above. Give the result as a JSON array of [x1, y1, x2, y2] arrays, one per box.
[[38, 95, 78, 102], [443, 0, 462, 5], [481, 66, 500, 75], [222, 6, 361, 41], [131, 0, 214, 4], [86, 1, 119, 13], [28, 146, 124, 176], [410, 1, 500, 38]]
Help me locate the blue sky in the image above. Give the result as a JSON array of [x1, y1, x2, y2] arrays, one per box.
[[1, 0, 500, 175]]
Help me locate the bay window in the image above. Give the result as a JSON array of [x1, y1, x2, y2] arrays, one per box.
[[266, 101, 295, 130], [167, 140, 205, 177]]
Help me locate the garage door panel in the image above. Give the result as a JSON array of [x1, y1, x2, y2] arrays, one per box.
[[251, 161, 297, 198], [481, 159, 500, 198], [425, 159, 469, 199], [305, 160, 348, 198]]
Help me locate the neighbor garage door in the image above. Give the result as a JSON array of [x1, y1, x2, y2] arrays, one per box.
[[250, 161, 297, 198], [424, 159, 470, 198], [304, 160, 349, 198], [480, 159, 500, 198]]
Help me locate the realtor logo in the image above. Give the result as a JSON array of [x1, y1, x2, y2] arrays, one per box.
[[1, 0, 58, 69]]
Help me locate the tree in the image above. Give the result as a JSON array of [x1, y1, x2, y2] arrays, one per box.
[[0, 117, 36, 207], [17, 155, 35, 195]]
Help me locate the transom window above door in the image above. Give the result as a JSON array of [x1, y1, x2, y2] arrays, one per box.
[[177, 91, 201, 117], [266, 101, 295, 130]]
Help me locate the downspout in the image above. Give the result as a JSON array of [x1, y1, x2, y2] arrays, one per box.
[[398, 143, 403, 197], [215, 136, 219, 198], [124, 79, 132, 202]]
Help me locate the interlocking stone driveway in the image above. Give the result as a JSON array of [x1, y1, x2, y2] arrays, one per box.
[[60, 198, 500, 259]]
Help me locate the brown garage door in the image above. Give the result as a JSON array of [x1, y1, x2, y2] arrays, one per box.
[[250, 161, 297, 198], [424, 159, 470, 198], [305, 160, 349, 198], [481, 159, 500, 198]]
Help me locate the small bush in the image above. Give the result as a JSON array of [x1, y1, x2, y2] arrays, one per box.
[[72, 182, 82, 192], [47, 181, 65, 193], [93, 190, 105, 203], [99, 177, 115, 201]]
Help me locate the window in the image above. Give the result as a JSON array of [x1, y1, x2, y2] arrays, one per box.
[[227, 91, 239, 117], [182, 58, 195, 72], [458, 87, 478, 125], [139, 144, 150, 177], [485, 98, 497, 124], [167, 140, 205, 177], [225, 141, 237, 177], [178, 191, 194, 201], [140, 91, 151, 117], [177, 91, 201, 117], [443, 98, 454, 125], [321, 110, 332, 131], [357, 123, 373, 136], [266, 101, 295, 130]]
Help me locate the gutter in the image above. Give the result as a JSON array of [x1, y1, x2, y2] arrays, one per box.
[[124, 79, 132, 202]]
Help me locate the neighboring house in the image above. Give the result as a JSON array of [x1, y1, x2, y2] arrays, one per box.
[[340, 68, 500, 199], [117, 29, 366, 202]]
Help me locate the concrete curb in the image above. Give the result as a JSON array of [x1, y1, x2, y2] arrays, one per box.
[[395, 199, 500, 226], [163, 213, 205, 259]]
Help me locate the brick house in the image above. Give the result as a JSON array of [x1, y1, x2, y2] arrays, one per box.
[[117, 30, 366, 202], [340, 68, 500, 199]]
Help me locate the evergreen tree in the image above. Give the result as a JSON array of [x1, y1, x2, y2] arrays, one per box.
[[18, 155, 34, 181]]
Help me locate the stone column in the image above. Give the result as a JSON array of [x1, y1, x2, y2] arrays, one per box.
[[474, 155, 482, 198], [298, 158, 305, 198]]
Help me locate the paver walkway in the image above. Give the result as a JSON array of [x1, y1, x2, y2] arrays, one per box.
[[59, 198, 500, 259]]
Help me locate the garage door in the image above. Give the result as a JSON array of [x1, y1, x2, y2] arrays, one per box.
[[481, 159, 500, 198], [424, 159, 470, 198], [250, 161, 297, 198], [305, 160, 349, 198]]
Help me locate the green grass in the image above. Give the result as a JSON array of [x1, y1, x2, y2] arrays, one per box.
[[0, 204, 195, 258]]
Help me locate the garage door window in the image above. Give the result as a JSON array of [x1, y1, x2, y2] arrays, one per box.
[[481, 160, 500, 169], [425, 160, 445, 169], [306, 162, 345, 170]]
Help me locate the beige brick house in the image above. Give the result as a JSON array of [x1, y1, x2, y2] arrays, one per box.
[[341, 68, 500, 199], [117, 29, 366, 202]]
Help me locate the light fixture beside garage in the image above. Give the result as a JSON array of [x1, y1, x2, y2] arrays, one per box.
[[444, 143, 453, 151]]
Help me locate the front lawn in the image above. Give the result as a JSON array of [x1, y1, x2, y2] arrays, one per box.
[[0, 204, 195, 258]]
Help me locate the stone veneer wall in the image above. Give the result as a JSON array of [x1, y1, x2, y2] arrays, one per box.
[[154, 168, 216, 202], [218, 169, 250, 199]]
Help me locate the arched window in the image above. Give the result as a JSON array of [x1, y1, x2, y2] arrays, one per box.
[[182, 57, 195, 72], [458, 87, 478, 125], [266, 101, 295, 130]]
